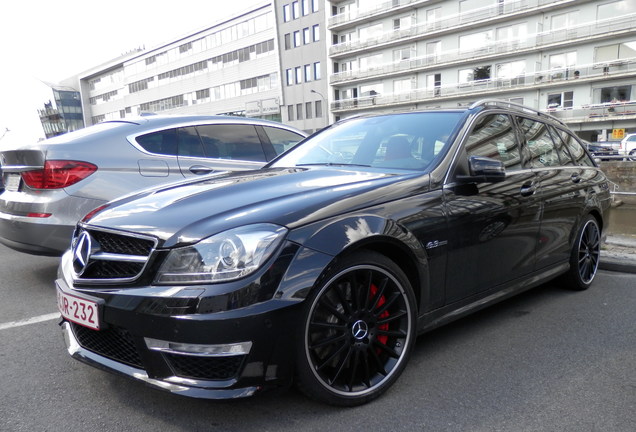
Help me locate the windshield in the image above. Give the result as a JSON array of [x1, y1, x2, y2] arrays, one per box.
[[272, 112, 463, 171]]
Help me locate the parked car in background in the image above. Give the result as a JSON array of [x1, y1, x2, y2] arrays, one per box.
[[584, 141, 618, 160], [56, 100, 610, 406], [0, 115, 306, 255], [619, 133, 636, 159]]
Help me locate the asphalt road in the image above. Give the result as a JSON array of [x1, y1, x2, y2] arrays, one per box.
[[1, 243, 634, 432]]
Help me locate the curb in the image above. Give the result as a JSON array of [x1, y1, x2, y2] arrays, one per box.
[[600, 235, 636, 273]]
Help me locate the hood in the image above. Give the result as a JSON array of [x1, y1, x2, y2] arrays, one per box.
[[87, 167, 428, 248]]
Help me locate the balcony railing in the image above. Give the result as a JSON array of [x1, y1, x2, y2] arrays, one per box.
[[550, 101, 636, 124], [329, 0, 430, 28], [330, 13, 636, 85], [330, 58, 636, 113], [330, 0, 568, 56]]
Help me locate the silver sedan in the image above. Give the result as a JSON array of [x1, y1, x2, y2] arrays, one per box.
[[0, 115, 306, 255]]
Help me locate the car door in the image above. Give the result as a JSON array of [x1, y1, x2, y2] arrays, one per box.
[[177, 124, 266, 177], [523, 121, 589, 270], [443, 112, 541, 303]]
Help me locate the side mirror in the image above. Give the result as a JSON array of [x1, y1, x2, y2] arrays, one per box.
[[457, 156, 506, 183]]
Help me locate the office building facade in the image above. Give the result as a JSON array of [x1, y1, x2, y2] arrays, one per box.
[[77, 2, 281, 127]]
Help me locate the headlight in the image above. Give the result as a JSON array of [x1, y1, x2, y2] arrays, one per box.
[[155, 224, 287, 284]]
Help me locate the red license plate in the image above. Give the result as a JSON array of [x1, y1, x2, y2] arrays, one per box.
[[57, 288, 100, 330]]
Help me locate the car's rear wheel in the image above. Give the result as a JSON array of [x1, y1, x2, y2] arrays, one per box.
[[296, 251, 416, 406], [629, 149, 636, 161], [561, 215, 601, 290]]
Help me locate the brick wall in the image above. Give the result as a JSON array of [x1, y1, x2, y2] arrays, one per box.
[[599, 161, 636, 205]]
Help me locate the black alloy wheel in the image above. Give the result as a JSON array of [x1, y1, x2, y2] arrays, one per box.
[[296, 251, 416, 406], [562, 215, 601, 290]]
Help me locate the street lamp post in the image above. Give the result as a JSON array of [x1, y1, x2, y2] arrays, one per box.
[[310, 89, 328, 128]]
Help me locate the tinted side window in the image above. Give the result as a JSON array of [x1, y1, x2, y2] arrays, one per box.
[[547, 125, 574, 166], [195, 125, 266, 162], [136, 129, 178, 156], [517, 117, 561, 168], [465, 114, 521, 170], [262, 127, 305, 155], [555, 128, 594, 167], [177, 127, 205, 158]]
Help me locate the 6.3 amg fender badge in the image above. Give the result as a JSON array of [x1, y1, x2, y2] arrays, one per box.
[[72, 231, 93, 276]]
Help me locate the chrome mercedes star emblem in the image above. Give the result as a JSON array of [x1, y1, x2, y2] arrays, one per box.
[[72, 231, 93, 276], [351, 320, 369, 340]]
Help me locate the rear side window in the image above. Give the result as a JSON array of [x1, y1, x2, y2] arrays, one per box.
[[136, 129, 178, 156], [517, 117, 561, 168], [465, 114, 521, 171], [196, 124, 266, 162], [177, 127, 205, 158], [262, 126, 305, 155], [555, 128, 594, 167]]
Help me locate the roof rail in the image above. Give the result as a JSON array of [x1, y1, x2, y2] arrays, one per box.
[[468, 99, 567, 127]]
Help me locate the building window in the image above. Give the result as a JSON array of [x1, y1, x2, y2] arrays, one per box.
[[306, 102, 312, 119], [595, 40, 636, 63], [284, 33, 291, 50], [293, 31, 301, 47], [315, 100, 322, 117], [312, 24, 320, 42], [393, 46, 415, 62], [286, 69, 293, 86], [459, 31, 493, 53], [459, 65, 491, 83], [292, 1, 299, 19], [426, 41, 441, 63], [295, 66, 302, 84], [288, 105, 294, 121], [314, 62, 321, 80], [304, 64, 312, 82], [598, 1, 636, 21], [311, 0, 319, 13], [296, 103, 303, 120], [597, 85, 631, 103], [283, 4, 291, 22], [303, 27, 310, 45], [302, 0, 309, 16], [551, 11, 579, 30], [547, 91, 574, 109]]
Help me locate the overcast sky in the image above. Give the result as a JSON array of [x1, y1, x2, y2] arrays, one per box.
[[0, 0, 264, 147]]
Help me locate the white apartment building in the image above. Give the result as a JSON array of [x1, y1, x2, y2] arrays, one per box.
[[326, 0, 636, 142], [275, 0, 330, 133], [77, 2, 281, 126]]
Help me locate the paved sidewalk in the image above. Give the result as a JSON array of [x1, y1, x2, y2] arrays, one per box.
[[600, 234, 636, 273]]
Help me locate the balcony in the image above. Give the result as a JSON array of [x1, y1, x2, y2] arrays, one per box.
[[330, 0, 572, 57], [329, 0, 432, 30], [550, 101, 636, 125], [330, 13, 636, 86], [330, 58, 636, 114]]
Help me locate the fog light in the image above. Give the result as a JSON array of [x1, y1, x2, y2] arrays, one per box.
[[145, 338, 252, 357]]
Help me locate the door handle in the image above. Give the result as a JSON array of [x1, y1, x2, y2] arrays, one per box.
[[189, 165, 215, 175], [520, 182, 536, 197], [571, 173, 581, 183]]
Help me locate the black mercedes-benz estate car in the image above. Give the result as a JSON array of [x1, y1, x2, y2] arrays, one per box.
[[57, 100, 611, 406]]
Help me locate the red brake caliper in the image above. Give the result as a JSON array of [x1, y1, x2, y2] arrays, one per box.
[[370, 284, 389, 348]]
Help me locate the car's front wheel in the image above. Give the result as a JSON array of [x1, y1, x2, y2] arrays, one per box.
[[561, 215, 601, 290], [296, 251, 416, 406]]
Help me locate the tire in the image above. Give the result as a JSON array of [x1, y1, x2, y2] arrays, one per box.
[[296, 251, 416, 406], [561, 215, 601, 291], [629, 149, 636, 161]]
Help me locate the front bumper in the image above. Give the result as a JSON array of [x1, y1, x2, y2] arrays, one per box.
[[60, 321, 260, 399], [56, 277, 307, 399]]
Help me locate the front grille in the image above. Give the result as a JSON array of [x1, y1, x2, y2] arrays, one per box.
[[89, 230, 154, 256], [82, 261, 145, 279], [72, 323, 144, 369], [164, 353, 245, 381], [73, 227, 157, 282]]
